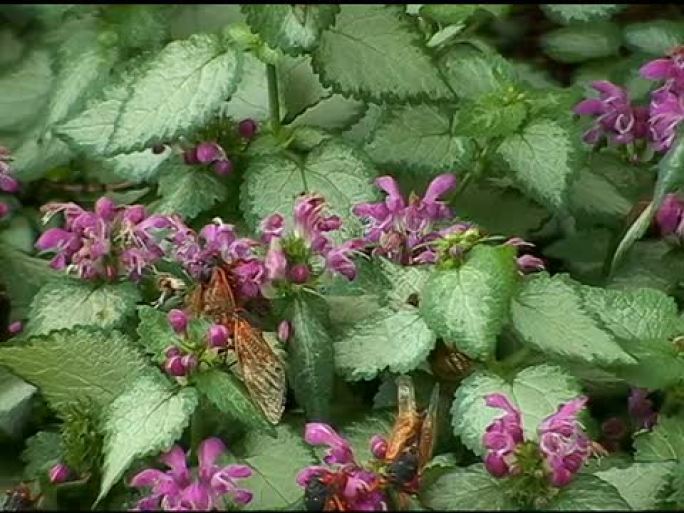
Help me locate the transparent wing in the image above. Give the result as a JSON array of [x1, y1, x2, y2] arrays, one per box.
[[418, 383, 440, 469], [385, 375, 421, 461]]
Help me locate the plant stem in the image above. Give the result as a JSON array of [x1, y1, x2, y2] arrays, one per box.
[[190, 406, 204, 453], [266, 63, 281, 133]]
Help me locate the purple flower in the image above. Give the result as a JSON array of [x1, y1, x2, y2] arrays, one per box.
[[265, 239, 287, 281], [304, 423, 355, 466], [574, 81, 649, 145], [238, 119, 258, 140], [628, 388, 658, 430], [369, 435, 387, 459], [537, 397, 591, 487], [212, 159, 233, 176], [483, 393, 524, 478], [167, 309, 188, 334], [0, 148, 19, 194], [288, 263, 311, 284], [233, 260, 266, 298], [352, 174, 459, 266], [325, 239, 365, 281], [277, 320, 292, 343], [8, 321, 23, 336], [260, 214, 285, 244], [648, 87, 684, 152], [656, 193, 684, 236], [129, 438, 253, 511], [298, 424, 387, 511], [0, 202, 9, 219], [207, 324, 230, 348], [49, 463, 70, 484], [640, 48, 684, 92], [516, 254, 545, 274], [196, 142, 226, 165]]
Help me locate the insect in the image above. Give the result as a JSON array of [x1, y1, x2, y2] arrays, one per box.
[[380, 376, 440, 508], [188, 264, 286, 425], [153, 274, 187, 308], [429, 342, 475, 383], [1, 484, 38, 511], [303, 472, 350, 512]]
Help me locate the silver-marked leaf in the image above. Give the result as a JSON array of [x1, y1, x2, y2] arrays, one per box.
[[634, 415, 684, 463], [153, 161, 226, 220], [595, 462, 676, 510], [548, 474, 630, 510], [312, 5, 451, 102], [334, 306, 436, 381], [0, 50, 53, 131]]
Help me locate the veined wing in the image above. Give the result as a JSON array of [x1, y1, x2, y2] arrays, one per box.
[[233, 317, 286, 424]]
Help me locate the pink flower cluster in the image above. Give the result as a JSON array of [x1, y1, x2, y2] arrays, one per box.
[[575, 48, 684, 153], [163, 309, 232, 378], [261, 194, 364, 284], [483, 393, 594, 488], [297, 423, 387, 511], [35, 198, 181, 281], [352, 174, 459, 265], [0, 146, 20, 220], [129, 437, 253, 511]]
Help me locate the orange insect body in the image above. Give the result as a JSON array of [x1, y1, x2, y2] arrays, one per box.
[[188, 264, 286, 424]]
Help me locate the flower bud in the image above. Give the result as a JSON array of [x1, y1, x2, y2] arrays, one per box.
[[238, 119, 258, 140], [484, 453, 509, 478], [277, 320, 292, 344], [95, 197, 117, 221], [369, 435, 387, 459], [183, 148, 199, 165], [601, 417, 627, 441], [49, 463, 70, 484], [212, 159, 233, 176], [0, 202, 9, 219], [123, 205, 147, 225], [165, 345, 181, 358], [181, 354, 198, 373], [288, 264, 311, 284], [167, 309, 188, 334], [8, 321, 23, 336], [208, 324, 230, 348], [196, 142, 225, 164], [0, 175, 19, 194], [165, 355, 186, 377]]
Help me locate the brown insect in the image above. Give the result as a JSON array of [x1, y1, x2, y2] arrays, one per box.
[[429, 342, 475, 383], [379, 376, 440, 508], [188, 264, 286, 425]]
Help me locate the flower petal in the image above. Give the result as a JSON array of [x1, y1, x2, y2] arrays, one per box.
[[198, 437, 226, 479], [423, 173, 457, 203]]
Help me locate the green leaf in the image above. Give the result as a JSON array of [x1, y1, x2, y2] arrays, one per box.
[[595, 462, 676, 510], [221, 52, 271, 123], [541, 4, 623, 24], [0, 245, 54, 319], [25, 278, 140, 337], [497, 119, 578, 211], [169, 5, 245, 39], [365, 104, 475, 174], [0, 50, 53, 131], [548, 474, 630, 510], [454, 92, 528, 138], [153, 162, 227, 220], [0, 28, 24, 68], [57, 33, 243, 157], [326, 295, 383, 334], [98, 147, 172, 183], [635, 415, 684, 463], [611, 241, 684, 294], [0, 368, 36, 439], [136, 305, 176, 363], [569, 168, 632, 222], [451, 364, 581, 455], [624, 21, 684, 55], [288, 292, 334, 420], [290, 94, 367, 132], [44, 17, 120, 131], [21, 431, 63, 480], [0, 327, 150, 412], [438, 47, 517, 100], [97, 374, 198, 503], [232, 422, 316, 511], [420, 245, 518, 360], [419, 464, 516, 510], [193, 369, 272, 433], [420, 4, 509, 25], [334, 306, 436, 381], [312, 5, 451, 102], [340, 412, 394, 462], [511, 274, 635, 366], [241, 139, 377, 237], [542, 22, 622, 64], [280, 55, 329, 122], [579, 286, 680, 342], [243, 5, 338, 56], [9, 127, 73, 183], [668, 462, 684, 507], [376, 258, 432, 309]]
